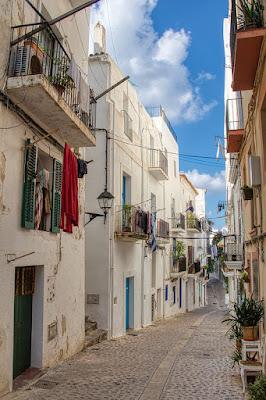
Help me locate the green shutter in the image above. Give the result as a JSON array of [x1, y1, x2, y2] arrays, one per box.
[[51, 159, 62, 233], [21, 140, 37, 229]]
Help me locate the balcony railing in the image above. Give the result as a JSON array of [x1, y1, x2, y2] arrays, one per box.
[[7, 24, 96, 147], [146, 106, 177, 142], [226, 98, 244, 153], [149, 149, 168, 180], [172, 213, 186, 230], [115, 205, 149, 240], [186, 213, 201, 232], [225, 240, 243, 262], [171, 256, 187, 275], [157, 219, 170, 239], [230, 0, 266, 91], [188, 260, 201, 274]]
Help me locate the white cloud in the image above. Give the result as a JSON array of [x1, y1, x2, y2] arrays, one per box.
[[90, 0, 217, 123], [186, 169, 225, 193], [196, 71, 216, 82]]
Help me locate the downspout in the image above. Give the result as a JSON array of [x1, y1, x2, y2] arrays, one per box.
[[140, 105, 145, 328], [109, 97, 115, 338]]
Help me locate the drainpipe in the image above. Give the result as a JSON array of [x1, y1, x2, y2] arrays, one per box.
[[140, 105, 145, 328]]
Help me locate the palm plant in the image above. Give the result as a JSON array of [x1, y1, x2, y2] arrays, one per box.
[[223, 297, 264, 327], [237, 0, 264, 30]]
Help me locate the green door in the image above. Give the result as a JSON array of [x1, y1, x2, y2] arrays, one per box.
[[13, 290, 33, 378]]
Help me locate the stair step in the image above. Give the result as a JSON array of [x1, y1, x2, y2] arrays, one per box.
[[85, 320, 97, 334], [84, 329, 107, 349]]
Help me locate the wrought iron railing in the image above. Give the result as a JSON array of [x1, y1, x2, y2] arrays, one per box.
[[171, 256, 187, 273], [226, 97, 244, 132], [186, 213, 201, 231], [117, 205, 149, 236], [157, 219, 169, 238], [230, 0, 265, 67], [225, 239, 243, 261], [9, 25, 96, 130], [150, 149, 168, 176], [171, 213, 186, 230]]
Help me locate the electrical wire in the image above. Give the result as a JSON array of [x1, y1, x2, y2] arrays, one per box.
[[105, 0, 119, 65]]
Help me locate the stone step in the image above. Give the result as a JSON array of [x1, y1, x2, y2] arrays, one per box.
[[85, 320, 97, 334], [84, 329, 107, 349]]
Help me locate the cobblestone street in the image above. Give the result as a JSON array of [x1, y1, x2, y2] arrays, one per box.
[[5, 279, 244, 400]]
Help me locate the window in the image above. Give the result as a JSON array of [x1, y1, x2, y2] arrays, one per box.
[[123, 110, 133, 141], [165, 285, 168, 301], [122, 173, 131, 206], [21, 140, 62, 233]]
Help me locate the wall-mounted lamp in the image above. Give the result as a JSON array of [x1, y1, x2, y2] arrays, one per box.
[[97, 189, 114, 223]]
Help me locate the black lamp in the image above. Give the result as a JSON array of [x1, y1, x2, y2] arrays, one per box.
[[97, 189, 114, 222]]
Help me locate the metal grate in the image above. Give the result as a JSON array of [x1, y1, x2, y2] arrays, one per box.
[[15, 267, 35, 296]]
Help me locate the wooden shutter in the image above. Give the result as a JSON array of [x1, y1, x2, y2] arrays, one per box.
[[51, 159, 62, 233], [21, 140, 37, 229]]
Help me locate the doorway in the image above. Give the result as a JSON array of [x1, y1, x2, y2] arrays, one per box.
[[13, 267, 35, 378], [125, 277, 134, 330], [179, 279, 182, 308], [151, 294, 155, 322]]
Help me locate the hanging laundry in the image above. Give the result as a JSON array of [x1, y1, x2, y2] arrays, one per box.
[[35, 168, 50, 229], [60, 144, 79, 233], [79, 76, 89, 113], [67, 56, 81, 97], [77, 159, 88, 178], [35, 182, 43, 229]]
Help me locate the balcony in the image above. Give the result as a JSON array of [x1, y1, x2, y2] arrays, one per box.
[[157, 219, 170, 242], [188, 261, 201, 275], [230, 0, 266, 91], [170, 256, 187, 278], [226, 98, 244, 153], [7, 25, 96, 148], [149, 149, 168, 180], [171, 213, 186, 232], [224, 238, 243, 270], [115, 205, 149, 241], [186, 213, 201, 232]]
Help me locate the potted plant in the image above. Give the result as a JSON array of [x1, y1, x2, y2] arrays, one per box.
[[173, 241, 185, 271], [223, 297, 264, 341], [122, 204, 132, 232], [241, 185, 253, 200], [49, 56, 74, 95], [237, 0, 264, 30], [227, 323, 243, 352]]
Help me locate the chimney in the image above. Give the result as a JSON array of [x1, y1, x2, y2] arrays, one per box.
[[94, 22, 106, 54]]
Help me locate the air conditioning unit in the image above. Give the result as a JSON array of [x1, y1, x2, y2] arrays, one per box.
[[249, 155, 261, 187], [9, 45, 43, 77]]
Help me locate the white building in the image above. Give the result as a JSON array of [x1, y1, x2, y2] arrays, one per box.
[[223, 9, 244, 306], [0, 1, 94, 396], [85, 24, 208, 338]]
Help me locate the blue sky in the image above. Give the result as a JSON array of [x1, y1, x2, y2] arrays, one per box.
[[92, 0, 228, 229], [152, 0, 228, 229]]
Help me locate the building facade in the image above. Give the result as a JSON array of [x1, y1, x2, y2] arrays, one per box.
[[85, 25, 208, 339], [0, 1, 94, 395], [224, 0, 266, 327]]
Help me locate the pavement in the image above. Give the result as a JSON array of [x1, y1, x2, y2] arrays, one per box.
[[4, 278, 245, 400]]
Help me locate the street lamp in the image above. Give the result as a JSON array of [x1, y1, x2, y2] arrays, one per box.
[[97, 189, 114, 223]]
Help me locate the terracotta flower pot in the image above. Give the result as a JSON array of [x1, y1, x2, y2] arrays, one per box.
[[243, 325, 259, 341]]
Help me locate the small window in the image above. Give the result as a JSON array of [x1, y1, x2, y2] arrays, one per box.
[[165, 285, 168, 301], [122, 172, 131, 206], [123, 111, 133, 141]]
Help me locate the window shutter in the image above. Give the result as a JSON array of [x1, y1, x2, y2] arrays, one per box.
[[21, 140, 37, 229], [51, 159, 62, 233]]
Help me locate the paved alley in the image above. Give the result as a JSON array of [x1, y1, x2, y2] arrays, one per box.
[[5, 279, 244, 400]]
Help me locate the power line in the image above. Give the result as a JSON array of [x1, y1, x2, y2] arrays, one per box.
[[105, 0, 119, 65]]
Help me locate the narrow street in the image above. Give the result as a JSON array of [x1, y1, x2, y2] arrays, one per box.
[[6, 279, 244, 400]]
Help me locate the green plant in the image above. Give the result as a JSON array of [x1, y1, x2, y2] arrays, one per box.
[[249, 375, 266, 400], [49, 56, 74, 88], [223, 297, 264, 328], [173, 241, 185, 262], [241, 270, 249, 283], [231, 349, 242, 368], [237, 0, 264, 30], [227, 323, 243, 341]]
